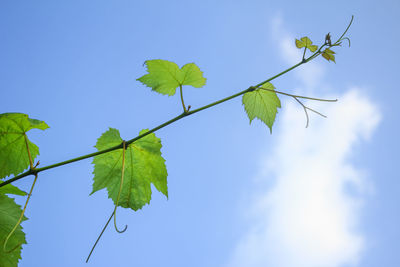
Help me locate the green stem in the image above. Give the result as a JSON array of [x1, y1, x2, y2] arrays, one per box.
[[179, 85, 187, 113], [3, 175, 38, 253], [86, 210, 115, 263], [0, 48, 325, 188], [24, 134, 34, 169], [259, 87, 337, 102], [336, 15, 354, 44], [113, 141, 127, 234], [254, 60, 304, 88], [3, 136, 38, 253], [187, 87, 252, 116]]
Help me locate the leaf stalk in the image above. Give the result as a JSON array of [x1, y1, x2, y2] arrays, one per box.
[[179, 85, 188, 113]]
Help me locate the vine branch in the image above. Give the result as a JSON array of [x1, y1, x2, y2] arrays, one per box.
[[0, 16, 354, 189]]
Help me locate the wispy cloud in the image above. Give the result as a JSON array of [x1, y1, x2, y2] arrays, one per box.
[[226, 16, 381, 267]]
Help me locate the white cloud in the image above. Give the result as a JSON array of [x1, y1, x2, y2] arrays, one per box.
[[226, 16, 381, 267]]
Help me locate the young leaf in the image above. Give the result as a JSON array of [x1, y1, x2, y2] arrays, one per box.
[[322, 48, 336, 63], [295, 36, 318, 52], [137, 59, 206, 96], [91, 128, 168, 211], [0, 113, 49, 179], [242, 83, 281, 133], [0, 193, 27, 267]]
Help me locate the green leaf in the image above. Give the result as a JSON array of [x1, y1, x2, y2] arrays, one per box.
[[322, 48, 336, 63], [242, 83, 281, 133], [137, 59, 206, 96], [0, 184, 27, 196], [91, 128, 168, 211], [0, 193, 27, 267], [295, 36, 318, 52], [0, 113, 49, 179]]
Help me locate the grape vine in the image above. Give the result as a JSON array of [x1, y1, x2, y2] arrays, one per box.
[[0, 16, 353, 267]]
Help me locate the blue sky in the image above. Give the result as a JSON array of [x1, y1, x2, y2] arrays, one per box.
[[1, 1, 399, 266]]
